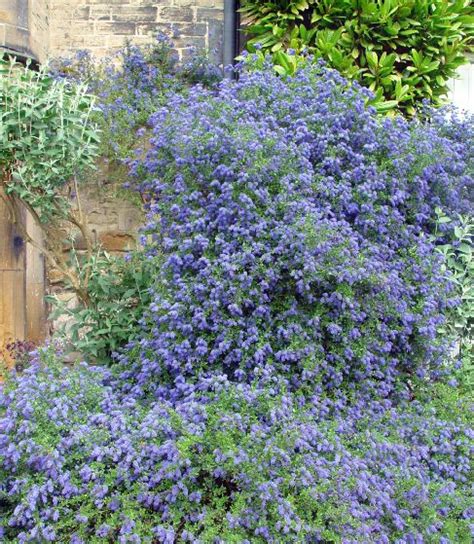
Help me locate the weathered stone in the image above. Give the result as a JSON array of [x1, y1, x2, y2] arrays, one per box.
[[48, 268, 65, 284], [96, 21, 137, 35], [99, 231, 136, 252], [177, 36, 207, 52], [135, 21, 171, 35], [112, 6, 158, 23], [173, 22, 207, 36], [159, 7, 194, 22], [4, 1, 224, 61], [85, 0, 129, 4], [207, 19, 223, 63], [196, 7, 223, 22], [72, 7, 91, 20], [89, 7, 112, 21]]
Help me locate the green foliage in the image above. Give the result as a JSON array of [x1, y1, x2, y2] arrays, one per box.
[[0, 54, 99, 221], [48, 251, 156, 364], [240, 0, 474, 115], [433, 209, 474, 391]]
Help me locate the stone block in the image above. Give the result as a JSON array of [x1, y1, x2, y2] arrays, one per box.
[[173, 22, 207, 37], [5, 23, 29, 51], [207, 19, 223, 62], [174, 36, 206, 51], [0, 9, 13, 24], [111, 6, 157, 23], [96, 21, 136, 35], [99, 231, 136, 252], [196, 0, 222, 7], [159, 6, 194, 23], [89, 7, 112, 21], [118, 208, 143, 232], [136, 21, 171, 36], [71, 7, 91, 20], [48, 268, 65, 284], [196, 7, 223, 22], [84, 0, 129, 4]]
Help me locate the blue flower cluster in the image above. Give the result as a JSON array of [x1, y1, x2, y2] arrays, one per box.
[[1, 356, 473, 542], [123, 63, 472, 399], [1, 62, 473, 542], [51, 35, 222, 159]]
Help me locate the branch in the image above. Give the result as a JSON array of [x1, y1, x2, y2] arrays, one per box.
[[1, 186, 90, 306]]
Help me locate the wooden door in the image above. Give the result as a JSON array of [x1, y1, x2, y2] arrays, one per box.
[[0, 195, 26, 350], [0, 192, 46, 368]]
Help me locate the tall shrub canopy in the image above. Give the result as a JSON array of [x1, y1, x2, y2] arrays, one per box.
[[240, 0, 474, 114], [122, 63, 472, 399]]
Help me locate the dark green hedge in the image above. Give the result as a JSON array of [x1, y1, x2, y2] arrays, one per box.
[[241, 0, 474, 114]]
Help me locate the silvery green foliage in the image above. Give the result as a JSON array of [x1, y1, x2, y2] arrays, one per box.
[[433, 209, 473, 389], [0, 55, 99, 221]]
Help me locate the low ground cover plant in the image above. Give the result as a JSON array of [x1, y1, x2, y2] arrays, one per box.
[[1, 60, 473, 542], [1, 353, 472, 542]]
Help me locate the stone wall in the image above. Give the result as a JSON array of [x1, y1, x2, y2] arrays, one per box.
[[2, 1, 224, 63], [48, 0, 224, 62], [0, 0, 30, 55], [48, 167, 145, 335], [29, 0, 50, 61]]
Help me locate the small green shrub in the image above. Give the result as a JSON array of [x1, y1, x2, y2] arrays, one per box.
[[0, 53, 102, 306], [433, 209, 473, 391], [48, 252, 156, 364], [0, 55, 99, 221], [240, 0, 474, 114]]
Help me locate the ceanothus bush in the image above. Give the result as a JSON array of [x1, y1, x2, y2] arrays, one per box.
[[121, 62, 472, 399], [1, 62, 473, 542], [50, 34, 222, 159], [1, 354, 473, 542]]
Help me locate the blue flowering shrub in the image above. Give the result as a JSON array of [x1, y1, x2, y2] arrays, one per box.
[[1, 63, 473, 542], [51, 35, 222, 160], [122, 63, 472, 399], [1, 355, 473, 542]]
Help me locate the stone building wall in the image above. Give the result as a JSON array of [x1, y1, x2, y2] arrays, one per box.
[[0, 0, 30, 56], [48, 167, 146, 335], [2, 1, 225, 253], [2, 1, 224, 63], [47, 0, 224, 62]]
